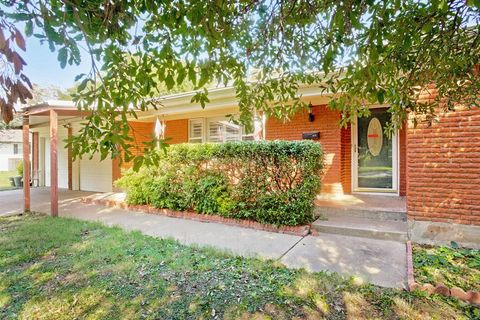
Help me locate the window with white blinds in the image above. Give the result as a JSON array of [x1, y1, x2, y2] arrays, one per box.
[[188, 117, 258, 143], [188, 119, 204, 143], [208, 119, 242, 142]]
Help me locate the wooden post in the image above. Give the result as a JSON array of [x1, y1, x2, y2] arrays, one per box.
[[22, 116, 30, 212], [50, 109, 58, 217], [67, 125, 72, 190]]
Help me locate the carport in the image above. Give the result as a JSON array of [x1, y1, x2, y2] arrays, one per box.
[[22, 101, 90, 216]]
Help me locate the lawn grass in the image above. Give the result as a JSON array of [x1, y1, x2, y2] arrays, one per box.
[[413, 244, 480, 292], [0, 171, 17, 190], [0, 214, 478, 319]]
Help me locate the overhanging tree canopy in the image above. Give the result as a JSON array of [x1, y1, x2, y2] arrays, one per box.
[[1, 0, 479, 167]]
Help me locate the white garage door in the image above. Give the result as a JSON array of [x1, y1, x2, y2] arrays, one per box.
[[44, 138, 69, 189], [80, 153, 112, 192]]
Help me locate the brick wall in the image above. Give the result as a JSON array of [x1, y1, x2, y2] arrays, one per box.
[[406, 107, 480, 226], [265, 105, 344, 194], [112, 156, 122, 190], [164, 119, 188, 144], [340, 124, 351, 194], [118, 120, 188, 175], [123, 121, 155, 171], [399, 124, 407, 196]]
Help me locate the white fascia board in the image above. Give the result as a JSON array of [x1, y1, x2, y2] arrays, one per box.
[[133, 84, 333, 120], [43, 100, 76, 108], [24, 100, 76, 111]]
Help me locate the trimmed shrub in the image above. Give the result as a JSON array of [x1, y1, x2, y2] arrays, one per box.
[[16, 160, 23, 176], [115, 167, 156, 205], [116, 141, 324, 226], [192, 171, 234, 215]]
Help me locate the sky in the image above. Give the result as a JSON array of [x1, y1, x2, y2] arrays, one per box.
[[22, 30, 91, 90]]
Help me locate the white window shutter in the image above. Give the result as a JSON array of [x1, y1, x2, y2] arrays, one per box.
[[189, 119, 204, 143]]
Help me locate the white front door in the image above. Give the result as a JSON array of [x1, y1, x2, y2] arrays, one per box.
[[352, 108, 399, 194]]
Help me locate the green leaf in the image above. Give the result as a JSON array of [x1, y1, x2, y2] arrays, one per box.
[[197, 68, 209, 88], [6, 13, 31, 21], [165, 74, 175, 89], [438, 0, 448, 11], [132, 156, 144, 172], [58, 47, 68, 69], [48, 40, 55, 52], [421, 22, 433, 33], [177, 68, 187, 84], [74, 73, 86, 82], [25, 20, 33, 37], [77, 78, 89, 92], [377, 90, 385, 104], [188, 66, 197, 85]]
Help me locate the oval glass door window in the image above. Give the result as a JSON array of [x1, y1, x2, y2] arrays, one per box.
[[367, 117, 383, 156], [357, 109, 393, 189]]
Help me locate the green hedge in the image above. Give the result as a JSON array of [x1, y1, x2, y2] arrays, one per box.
[[116, 141, 324, 226]]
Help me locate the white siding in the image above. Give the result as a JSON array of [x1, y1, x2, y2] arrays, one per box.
[[0, 143, 24, 171], [80, 153, 112, 192]]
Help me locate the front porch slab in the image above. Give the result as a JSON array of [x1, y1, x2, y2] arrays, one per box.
[[315, 193, 407, 213], [315, 194, 407, 222]]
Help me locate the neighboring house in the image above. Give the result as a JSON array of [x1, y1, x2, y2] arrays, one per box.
[[23, 85, 480, 247], [0, 130, 23, 172]]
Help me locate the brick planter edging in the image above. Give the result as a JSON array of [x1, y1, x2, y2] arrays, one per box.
[[406, 241, 480, 305], [81, 197, 311, 237]]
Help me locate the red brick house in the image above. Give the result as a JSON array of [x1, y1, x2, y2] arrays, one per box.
[[23, 85, 480, 247]]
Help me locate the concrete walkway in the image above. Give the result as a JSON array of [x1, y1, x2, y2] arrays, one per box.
[[1, 188, 407, 288]]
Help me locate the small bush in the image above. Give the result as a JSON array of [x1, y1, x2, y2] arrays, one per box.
[[115, 167, 156, 205], [16, 160, 23, 176], [116, 141, 324, 226], [192, 171, 233, 215]]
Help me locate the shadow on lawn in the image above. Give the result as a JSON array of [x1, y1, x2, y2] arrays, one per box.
[[0, 214, 477, 320]]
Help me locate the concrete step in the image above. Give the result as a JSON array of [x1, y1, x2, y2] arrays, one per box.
[[314, 206, 407, 222], [311, 216, 408, 242]]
